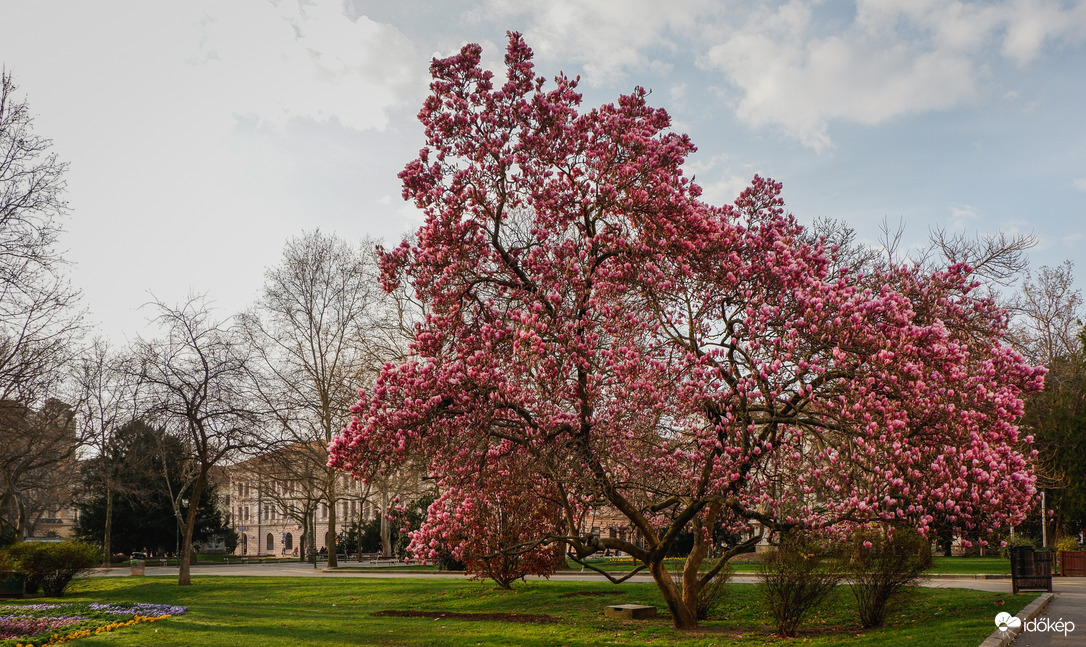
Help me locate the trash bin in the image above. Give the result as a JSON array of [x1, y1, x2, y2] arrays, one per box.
[[0, 571, 26, 598], [130, 559, 146, 576]]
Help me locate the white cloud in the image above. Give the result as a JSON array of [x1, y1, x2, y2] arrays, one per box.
[[189, 0, 423, 131], [1073, 177, 1086, 191], [698, 0, 1086, 149], [0, 0, 430, 341], [949, 204, 980, 230], [1001, 0, 1086, 66], [472, 0, 715, 86], [684, 154, 758, 206]]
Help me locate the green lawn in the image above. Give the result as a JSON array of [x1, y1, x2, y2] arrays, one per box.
[[0, 575, 1033, 646], [925, 557, 1010, 575], [575, 555, 1012, 576]]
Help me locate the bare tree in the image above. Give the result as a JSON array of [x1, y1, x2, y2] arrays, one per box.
[[0, 70, 84, 540], [1011, 261, 1084, 365], [73, 339, 139, 565], [133, 296, 263, 585], [809, 219, 1036, 311], [0, 69, 82, 407], [240, 230, 413, 566], [0, 398, 78, 541], [1011, 261, 1086, 542], [234, 442, 332, 561], [927, 228, 1036, 288], [367, 464, 430, 557]]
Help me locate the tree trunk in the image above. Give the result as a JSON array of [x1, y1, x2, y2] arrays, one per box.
[[177, 473, 206, 586], [380, 490, 391, 557], [299, 515, 308, 562], [102, 486, 113, 568], [679, 503, 719, 614], [649, 560, 699, 630], [327, 470, 338, 568], [13, 489, 26, 541]]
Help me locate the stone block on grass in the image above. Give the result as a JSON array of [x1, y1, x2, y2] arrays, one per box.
[[605, 604, 657, 619]]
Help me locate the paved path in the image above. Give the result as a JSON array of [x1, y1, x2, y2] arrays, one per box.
[[87, 561, 1021, 592], [1013, 579, 1086, 647]]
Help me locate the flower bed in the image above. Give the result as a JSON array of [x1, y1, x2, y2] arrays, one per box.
[[0, 602, 186, 646]]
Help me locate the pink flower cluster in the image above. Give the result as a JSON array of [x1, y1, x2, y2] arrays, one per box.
[[330, 32, 1041, 573], [0, 614, 85, 639]]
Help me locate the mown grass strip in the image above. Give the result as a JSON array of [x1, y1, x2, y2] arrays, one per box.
[[2, 575, 1033, 646]]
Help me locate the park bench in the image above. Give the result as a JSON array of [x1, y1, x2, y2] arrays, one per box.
[[355, 552, 398, 566]]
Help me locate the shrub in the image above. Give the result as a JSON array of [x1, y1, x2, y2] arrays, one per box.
[[999, 534, 1037, 559], [695, 566, 732, 621], [0, 540, 101, 596], [1055, 536, 1080, 553], [845, 526, 932, 628], [758, 531, 842, 637], [1055, 536, 1082, 575]]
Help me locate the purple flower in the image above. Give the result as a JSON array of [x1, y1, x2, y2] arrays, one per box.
[[89, 602, 187, 616], [0, 614, 86, 639]]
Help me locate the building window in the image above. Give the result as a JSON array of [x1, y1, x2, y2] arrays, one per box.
[[285, 533, 293, 550], [321, 503, 328, 519], [266, 533, 274, 551]]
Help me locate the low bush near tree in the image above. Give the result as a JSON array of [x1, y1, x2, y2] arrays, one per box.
[[759, 532, 842, 637], [692, 566, 732, 620], [0, 540, 100, 596], [845, 526, 932, 628]]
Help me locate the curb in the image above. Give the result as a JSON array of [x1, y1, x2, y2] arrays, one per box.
[[977, 592, 1054, 647]]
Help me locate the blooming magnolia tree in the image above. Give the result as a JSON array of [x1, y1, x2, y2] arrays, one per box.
[[330, 33, 1043, 629]]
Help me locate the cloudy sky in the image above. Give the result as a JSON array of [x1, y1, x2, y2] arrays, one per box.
[[4, 0, 1085, 341]]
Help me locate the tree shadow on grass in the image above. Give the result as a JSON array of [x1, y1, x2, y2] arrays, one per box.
[[375, 610, 559, 623]]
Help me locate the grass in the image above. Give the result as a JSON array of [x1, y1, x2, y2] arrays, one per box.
[[0, 575, 1034, 646], [576, 555, 1012, 576], [925, 557, 1010, 575]]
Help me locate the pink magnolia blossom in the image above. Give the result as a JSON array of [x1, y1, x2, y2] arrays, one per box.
[[330, 32, 1041, 629]]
